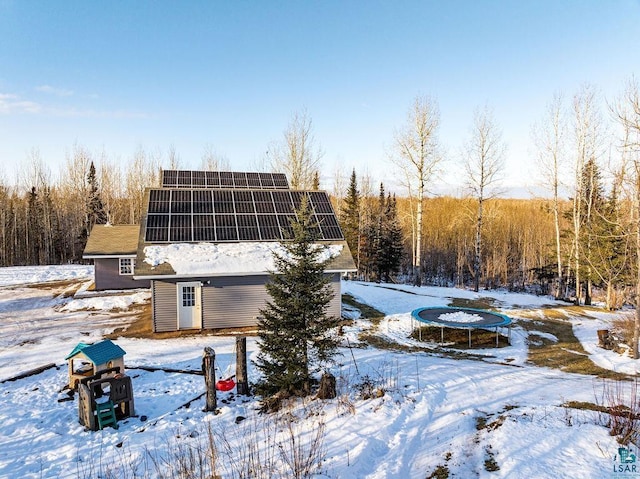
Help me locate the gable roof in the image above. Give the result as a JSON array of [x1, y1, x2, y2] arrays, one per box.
[[83, 224, 140, 258], [134, 170, 357, 278], [134, 240, 356, 279], [65, 339, 126, 364]]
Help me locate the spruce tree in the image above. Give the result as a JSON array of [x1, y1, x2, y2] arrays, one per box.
[[377, 193, 404, 282], [255, 197, 340, 398], [86, 161, 108, 237], [340, 169, 360, 271]]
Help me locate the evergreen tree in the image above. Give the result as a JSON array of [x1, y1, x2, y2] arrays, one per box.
[[579, 157, 606, 305], [255, 197, 341, 398], [86, 161, 108, 237], [311, 170, 320, 190], [27, 187, 43, 265], [377, 193, 404, 282], [340, 169, 360, 271], [587, 183, 630, 309]]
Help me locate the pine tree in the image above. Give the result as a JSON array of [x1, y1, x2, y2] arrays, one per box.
[[86, 161, 108, 237], [579, 157, 606, 305], [377, 193, 404, 282], [340, 169, 360, 271], [27, 187, 43, 265], [311, 170, 320, 190], [255, 197, 341, 398]]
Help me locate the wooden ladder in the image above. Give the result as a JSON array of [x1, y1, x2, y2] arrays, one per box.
[[96, 400, 118, 430]]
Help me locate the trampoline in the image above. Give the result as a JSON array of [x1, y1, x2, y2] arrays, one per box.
[[411, 306, 512, 348]]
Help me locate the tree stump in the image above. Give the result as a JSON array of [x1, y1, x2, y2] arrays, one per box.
[[316, 372, 337, 400], [202, 347, 217, 412], [597, 329, 612, 349]]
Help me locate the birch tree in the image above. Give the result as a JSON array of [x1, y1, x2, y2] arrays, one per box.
[[532, 93, 567, 298], [392, 95, 442, 286], [463, 107, 505, 292], [200, 144, 230, 171], [267, 109, 322, 189], [571, 86, 606, 305], [614, 77, 640, 358]]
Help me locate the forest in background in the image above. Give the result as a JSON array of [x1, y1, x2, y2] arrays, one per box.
[[1, 79, 639, 320]]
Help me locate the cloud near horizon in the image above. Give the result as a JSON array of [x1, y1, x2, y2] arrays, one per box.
[[0, 91, 150, 119], [35, 85, 74, 97]]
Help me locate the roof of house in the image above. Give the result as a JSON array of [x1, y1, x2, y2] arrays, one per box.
[[134, 240, 356, 278], [65, 339, 126, 364], [83, 224, 141, 257], [133, 171, 357, 278]]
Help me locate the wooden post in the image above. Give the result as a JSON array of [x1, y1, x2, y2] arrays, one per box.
[[202, 347, 217, 412], [236, 337, 250, 396]]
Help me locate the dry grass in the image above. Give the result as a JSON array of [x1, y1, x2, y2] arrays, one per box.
[[410, 326, 510, 349], [341, 294, 385, 324], [517, 310, 629, 380], [447, 297, 500, 310]]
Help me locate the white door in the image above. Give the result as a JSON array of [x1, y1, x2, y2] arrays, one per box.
[[177, 282, 202, 329]]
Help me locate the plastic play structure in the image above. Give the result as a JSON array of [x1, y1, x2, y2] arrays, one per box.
[[411, 306, 512, 347], [77, 367, 135, 431]]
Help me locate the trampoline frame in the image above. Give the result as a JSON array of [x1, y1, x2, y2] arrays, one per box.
[[411, 306, 512, 347]]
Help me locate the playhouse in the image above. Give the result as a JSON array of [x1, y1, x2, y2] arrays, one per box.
[[65, 339, 126, 389]]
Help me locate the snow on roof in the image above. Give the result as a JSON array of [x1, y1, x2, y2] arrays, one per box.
[[143, 242, 343, 276]]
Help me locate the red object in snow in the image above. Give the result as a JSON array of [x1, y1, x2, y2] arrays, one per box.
[[216, 378, 235, 391]]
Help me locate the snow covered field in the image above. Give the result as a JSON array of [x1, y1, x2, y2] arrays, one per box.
[[0, 265, 639, 478]]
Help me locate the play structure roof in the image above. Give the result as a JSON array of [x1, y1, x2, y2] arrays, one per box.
[[65, 339, 126, 364]]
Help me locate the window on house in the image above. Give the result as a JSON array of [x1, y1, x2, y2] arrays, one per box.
[[119, 258, 135, 275]]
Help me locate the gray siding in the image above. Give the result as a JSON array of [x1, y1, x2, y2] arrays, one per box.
[[151, 274, 343, 332], [152, 280, 178, 332], [328, 273, 342, 319], [94, 258, 150, 291], [203, 276, 270, 329]]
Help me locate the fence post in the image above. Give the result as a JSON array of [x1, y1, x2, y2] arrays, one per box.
[[202, 347, 217, 412], [236, 337, 250, 396]]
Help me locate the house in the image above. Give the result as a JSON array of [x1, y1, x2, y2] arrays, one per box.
[[133, 169, 357, 333], [65, 339, 126, 389], [83, 224, 151, 291]]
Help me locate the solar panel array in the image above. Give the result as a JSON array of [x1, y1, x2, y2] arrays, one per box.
[[145, 189, 343, 243], [161, 170, 290, 189]]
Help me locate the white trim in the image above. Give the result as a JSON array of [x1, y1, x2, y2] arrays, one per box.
[[133, 268, 357, 280], [84, 254, 136, 259], [176, 281, 202, 330], [119, 257, 136, 275]]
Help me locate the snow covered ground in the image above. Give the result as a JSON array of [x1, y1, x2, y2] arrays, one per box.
[[0, 265, 639, 478]]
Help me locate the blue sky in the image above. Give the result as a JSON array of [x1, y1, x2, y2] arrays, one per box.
[[1, 1, 639, 195]]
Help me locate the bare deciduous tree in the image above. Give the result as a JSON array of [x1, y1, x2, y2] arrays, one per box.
[[532, 93, 567, 298], [463, 106, 505, 292], [571, 85, 606, 305], [267, 109, 323, 190], [391, 95, 442, 285], [200, 144, 230, 171], [125, 146, 161, 224], [614, 76, 640, 358]]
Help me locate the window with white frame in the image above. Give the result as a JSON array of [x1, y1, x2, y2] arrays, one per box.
[[119, 257, 135, 275]]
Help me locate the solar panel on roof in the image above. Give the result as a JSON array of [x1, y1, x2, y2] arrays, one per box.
[[193, 171, 206, 187], [219, 171, 234, 187], [206, 171, 220, 188], [162, 170, 178, 188], [259, 173, 275, 188], [273, 173, 289, 188], [144, 188, 343, 243], [177, 171, 191, 186], [160, 170, 291, 189], [247, 172, 261, 187]]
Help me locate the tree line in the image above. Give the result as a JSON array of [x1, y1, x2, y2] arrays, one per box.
[[2, 78, 640, 356]]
